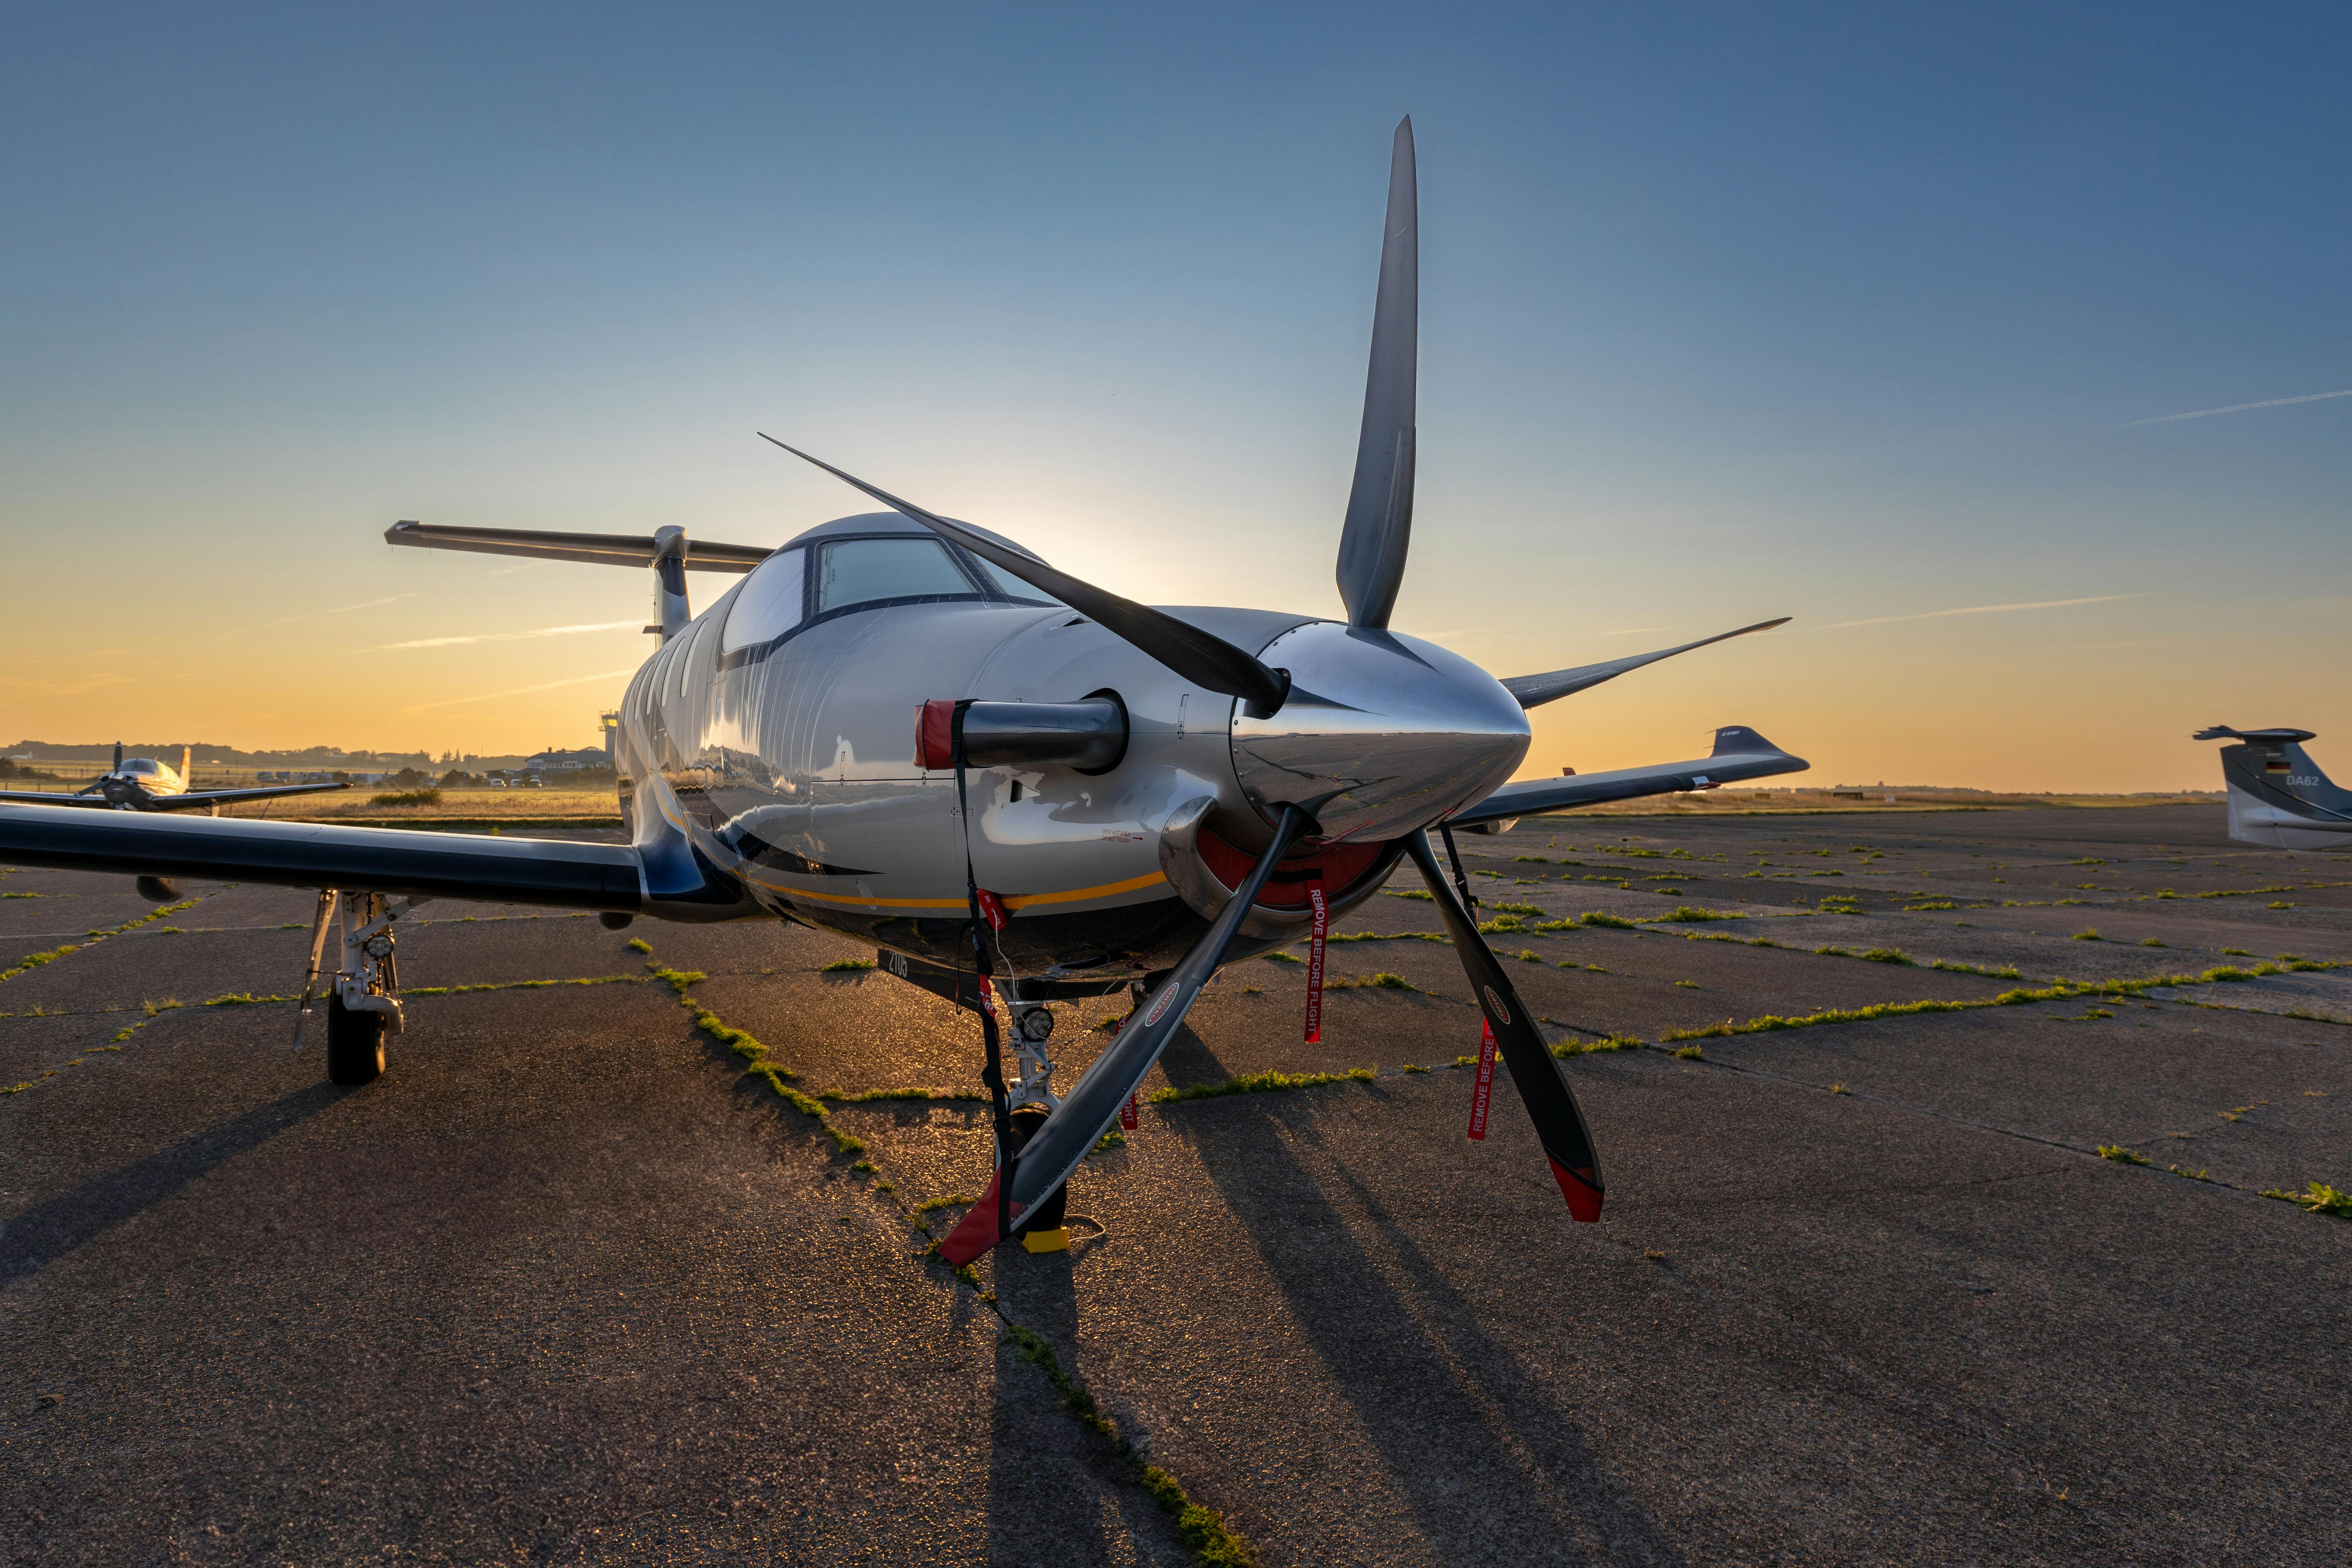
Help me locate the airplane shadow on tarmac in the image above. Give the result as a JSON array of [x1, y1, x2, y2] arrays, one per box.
[[1147, 1026, 1691, 1567], [0, 1081, 342, 1290]]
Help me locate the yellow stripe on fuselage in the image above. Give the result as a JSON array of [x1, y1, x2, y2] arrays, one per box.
[[747, 869, 1169, 911]]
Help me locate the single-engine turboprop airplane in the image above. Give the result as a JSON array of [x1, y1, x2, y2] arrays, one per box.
[[2194, 726, 2352, 849], [0, 744, 350, 900], [0, 119, 1808, 1266]]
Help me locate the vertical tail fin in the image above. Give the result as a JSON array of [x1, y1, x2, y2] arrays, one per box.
[[2195, 726, 2352, 848]]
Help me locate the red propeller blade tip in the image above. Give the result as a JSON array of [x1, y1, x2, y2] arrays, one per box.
[[936, 1172, 1028, 1266], [1550, 1160, 1605, 1224]]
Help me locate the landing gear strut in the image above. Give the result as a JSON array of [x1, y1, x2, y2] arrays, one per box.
[[1003, 1001, 1070, 1246], [294, 889, 415, 1086]]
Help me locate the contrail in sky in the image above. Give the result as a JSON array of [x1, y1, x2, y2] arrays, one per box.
[[1826, 595, 2134, 631], [2128, 388, 2352, 425], [379, 621, 640, 650], [228, 594, 412, 637], [404, 668, 639, 713]]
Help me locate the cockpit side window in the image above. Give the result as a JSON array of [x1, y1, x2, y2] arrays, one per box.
[[816, 537, 975, 613], [721, 548, 805, 654], [965, 557, 1064, 607]]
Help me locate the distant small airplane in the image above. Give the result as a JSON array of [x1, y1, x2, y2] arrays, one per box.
[[0, 744, 351, 900], [0, 119, 1809, 1266], [2193, 726, 2352, 849]]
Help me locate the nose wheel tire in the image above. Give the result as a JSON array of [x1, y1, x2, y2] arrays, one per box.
[[1005, 1105, 1070, 1235], [326, 995, 387, 1085]]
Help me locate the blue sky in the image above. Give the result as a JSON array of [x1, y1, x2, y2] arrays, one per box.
[[5, 4, 2347, 787]]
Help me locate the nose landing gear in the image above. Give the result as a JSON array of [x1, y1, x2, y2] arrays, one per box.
[[1004, 1002, 1071, 1250]]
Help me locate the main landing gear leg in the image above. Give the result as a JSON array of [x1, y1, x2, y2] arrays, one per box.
[[295, 890, 415, 1086], [1003, 1001, 1071, 1252]]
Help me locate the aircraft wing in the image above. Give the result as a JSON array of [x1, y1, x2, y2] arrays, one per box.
[[0, 804, 642, 912], [143, 781, 357, 811], [1445, 726, 1809, 828], [0, 790, 106, 808]]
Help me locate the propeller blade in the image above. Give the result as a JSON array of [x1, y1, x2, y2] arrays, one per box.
[[112, 742, 123, 772], [938, 804, 1315, 1265], [1335, 116, 1419, 630], [1405, 831, 1605, 1220], [758, 434, 1290, 716], [1501, 618, 1791, 710]]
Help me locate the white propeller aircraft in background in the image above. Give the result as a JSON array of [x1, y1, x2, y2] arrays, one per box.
[[0, 742, 350, 817], [0, 119, 1808, 1267]]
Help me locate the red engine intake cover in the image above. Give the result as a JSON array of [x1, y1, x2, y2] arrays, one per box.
[[915, 699, 958, 771], [1194, 824, 1389, 907]]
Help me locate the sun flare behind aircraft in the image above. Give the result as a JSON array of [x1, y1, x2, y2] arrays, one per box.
[[0, 119, 1809, 1266]]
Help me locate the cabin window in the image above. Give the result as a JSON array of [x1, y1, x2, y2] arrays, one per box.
[[721, 548, 805, 653], [817, 537, 974, 613]]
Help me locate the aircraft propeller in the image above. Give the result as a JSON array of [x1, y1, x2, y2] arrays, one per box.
[[938, 805, 1315, 1265], [788, 117, 1631, 1262]]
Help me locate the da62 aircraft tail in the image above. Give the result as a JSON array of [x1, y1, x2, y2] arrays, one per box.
[[0, 119, 1809, 1266], [2195, 726, 2352, 850]]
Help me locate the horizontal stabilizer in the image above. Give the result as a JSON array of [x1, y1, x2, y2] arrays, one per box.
[[1502, 619, 1789, 710], [0, 805, 642, 911], [2194, 725, 2318, 744], [385, 521, 770, 574], [1445, 726, 1808, 827]]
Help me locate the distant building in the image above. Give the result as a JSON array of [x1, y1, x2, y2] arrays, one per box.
[[523, 747, 612, 774]]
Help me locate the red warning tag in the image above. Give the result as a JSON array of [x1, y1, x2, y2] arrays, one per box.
[[974, 888, 1010, 931], [1120, 1092, 1140, 1131], [976, 975, 998, 1020], [1467, 1018, 1497, 1140], [1303, 883, 1330, 1043]]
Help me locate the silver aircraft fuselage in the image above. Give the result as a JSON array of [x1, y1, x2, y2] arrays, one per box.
[[615, 512, 1530, 980]]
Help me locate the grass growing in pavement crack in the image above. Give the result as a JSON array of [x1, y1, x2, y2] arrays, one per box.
[[3, 897, 213, 984], [2261, 1182, 2352, 1219], [821, 957, 877, 972], [637, 951, 883, 1154], [4, 997, 187, 1095], [1003, 1324, 1258, 1565], [1151, 1067, 1377, 1104], [1554, 1035, 1644, 1057], [410, 975, 652, 996]]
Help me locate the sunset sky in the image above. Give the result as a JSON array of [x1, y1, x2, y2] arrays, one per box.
[[5, 5, 2347, 790]]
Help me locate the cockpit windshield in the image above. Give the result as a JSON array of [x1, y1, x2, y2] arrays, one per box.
[[720, 530, 1062, 668], [816, 538, 973, 612]]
